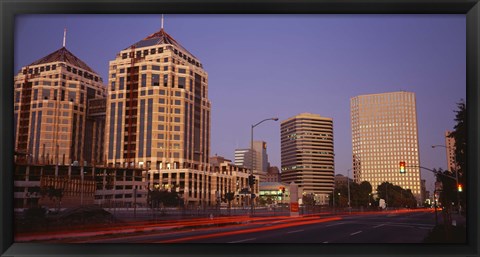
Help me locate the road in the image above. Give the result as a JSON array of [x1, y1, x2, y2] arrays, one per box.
[[47, 209, 437, 243]]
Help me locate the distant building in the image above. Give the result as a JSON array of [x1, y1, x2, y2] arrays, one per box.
[[351, 91, 422, 202], [234, 148, 254, 169], [209, 156, 259, 207], [420, 179, 426, 203], [209, 155, 232, 167], [445, 130, 457, 171], [265, 166, 281, 183], [280, 113, 334, 204], [334, 174, 354, 188], [259, 182, 289, 205], [253, 141, 269, 173]]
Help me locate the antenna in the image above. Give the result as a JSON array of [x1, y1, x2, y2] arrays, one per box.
[[63, 27, 67, 47], [161, 14, 164, 30]]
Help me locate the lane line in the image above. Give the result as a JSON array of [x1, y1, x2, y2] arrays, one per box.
[[286, 229, 304, 234], [326, 222, 345, 227], [373, 224, 385, 228], [350, 231, 363, 236], [229, 238, 256, 243]]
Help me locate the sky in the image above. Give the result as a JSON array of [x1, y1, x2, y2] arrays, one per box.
[[14, 14, 466, 194]]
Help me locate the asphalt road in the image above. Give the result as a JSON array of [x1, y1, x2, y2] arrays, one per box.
[[190, 211, 436, 243], [65, 210, 437, 243]]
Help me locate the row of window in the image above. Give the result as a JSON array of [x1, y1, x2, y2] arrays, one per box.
[[23, 63, 100, 82], [119, 46, 202, 68]]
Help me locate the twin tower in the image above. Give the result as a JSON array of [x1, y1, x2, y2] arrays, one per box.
[[14, 27, 211, 173]]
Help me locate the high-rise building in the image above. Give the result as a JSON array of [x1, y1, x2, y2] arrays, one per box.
[[235, 148, 254, 169], [105, 27, 211, 170], [253, 141, 269, 173], [351, 91, 421, 201], [104, 26, 246, 206], [14, 45, 106, 166], [280, 113, 334, 203], [235, 141, 270, 182], [445, 130, 456, 171]]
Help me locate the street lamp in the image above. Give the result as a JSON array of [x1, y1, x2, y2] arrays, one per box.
[[431, 144, 461, 213], [250, 117, 278, 216], [346, 168, 353, 210]]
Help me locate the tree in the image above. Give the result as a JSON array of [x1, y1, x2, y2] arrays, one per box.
[[358, 181, 373, 207], [376, 182, 416, 208], [447, 100, 466, 208], [40, 186, 64, 212], [147, 188, 180, 209], [302, 193, 316, 210], [224, 192, 235, 215]]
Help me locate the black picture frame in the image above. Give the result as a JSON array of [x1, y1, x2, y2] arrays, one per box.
[[1, 0, 479, 256]]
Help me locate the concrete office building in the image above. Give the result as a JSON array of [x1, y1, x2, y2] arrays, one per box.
[[253, 141, 269, 173], [105, 26, 211, 171], [265, 166, 281, 183], [14, 44, 106, 166], [234, 148, 254, 169], [280, 113, 335, 204], [351, 91, 421, 201], [235, 141, 269, 181]]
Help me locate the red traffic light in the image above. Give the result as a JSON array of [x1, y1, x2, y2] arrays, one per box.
[[399, 162, 406, 173]]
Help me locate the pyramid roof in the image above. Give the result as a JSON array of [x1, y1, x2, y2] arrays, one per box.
[[28, 47, 98, 74]]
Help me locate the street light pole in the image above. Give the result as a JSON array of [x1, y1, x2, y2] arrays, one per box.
[[347, 168, 352, 211], [250, 117, 278, 217], [432, 144, 461, 213]]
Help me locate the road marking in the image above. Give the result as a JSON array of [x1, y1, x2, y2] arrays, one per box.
[[350, 231, 363, 236], [373, 224, 385, 228], [326, 222, 345, 227], [286, 229, 304, 234], [228, 238, 257, 243], [323, 241, 329, 243]]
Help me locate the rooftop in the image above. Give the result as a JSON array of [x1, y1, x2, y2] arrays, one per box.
[[127, 28, 197, 59], [28, 47, 98, 75]]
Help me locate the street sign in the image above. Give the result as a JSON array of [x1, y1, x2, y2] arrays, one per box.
[[290, 202, 299, 212]]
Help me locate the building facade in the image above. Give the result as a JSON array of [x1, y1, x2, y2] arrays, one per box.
[[104, 27, 211, 171], [234, 148, 254, 170], [253, 141, 269, 173], [350, 91, 421, 201], [14, 46, 106, 166], [280, 113, 335, 202], [265, 166, 281, 183]]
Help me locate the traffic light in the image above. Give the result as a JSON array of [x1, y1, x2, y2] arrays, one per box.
[[399, 162, 406, 173], [458, 184, 463, 192], [282, 187, 286, 194], [248, 175, 255, 186]]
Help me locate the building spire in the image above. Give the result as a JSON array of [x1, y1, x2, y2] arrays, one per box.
[[63, 27, 67, 48], [161, 14, 164, 30]]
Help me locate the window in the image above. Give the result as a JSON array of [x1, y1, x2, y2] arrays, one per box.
[[163, 66, 168, 71], [152, 74, 160, 86], [119, 77, 125, 90], [152, 65, 160, 71], [178, 77, 186, 88], [141, 74, 147, 87], [163, 75, 168, 87]]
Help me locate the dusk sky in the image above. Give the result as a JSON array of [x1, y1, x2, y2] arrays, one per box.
[[14, 14, 466, 193]]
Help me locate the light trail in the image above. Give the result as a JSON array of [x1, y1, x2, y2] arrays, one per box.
[[157, 216, 342, 243]]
